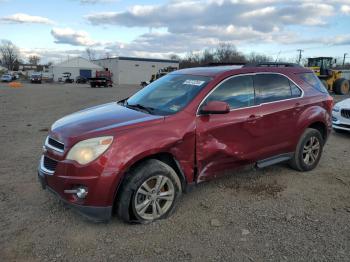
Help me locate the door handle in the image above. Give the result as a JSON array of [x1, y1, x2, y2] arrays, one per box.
[[246, 114, 262, 123], [248, 114, 262, 119], [295, 102, 302, 112]]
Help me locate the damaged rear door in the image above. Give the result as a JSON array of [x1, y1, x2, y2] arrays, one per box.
[[195, 74, 264, 182]]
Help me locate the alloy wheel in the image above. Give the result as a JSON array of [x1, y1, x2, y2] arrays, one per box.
[[302, 136, 320, 165], [134, 175, 175, 220]]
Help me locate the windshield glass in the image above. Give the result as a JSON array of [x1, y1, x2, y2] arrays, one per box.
[[126, 74, 211, 115]]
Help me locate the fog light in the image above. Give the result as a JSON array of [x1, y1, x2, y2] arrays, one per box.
[[76, 187, 88, 199], [64, 186, 88, 199], [332, 116, 338, 122]]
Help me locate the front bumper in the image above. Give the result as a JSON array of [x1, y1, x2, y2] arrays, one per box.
[[38, 169, 112, 222], [332, 123, 350, 131], [332, 112, 350, 132]]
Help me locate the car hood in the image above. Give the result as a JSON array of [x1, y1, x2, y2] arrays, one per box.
[[51, 102, 163, 140], [336, 98, 350, 108]]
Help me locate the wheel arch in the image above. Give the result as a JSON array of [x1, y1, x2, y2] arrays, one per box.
[[297, 105, 330, 142], [308, 121, 328, 141], [112, 152, 188, 211]]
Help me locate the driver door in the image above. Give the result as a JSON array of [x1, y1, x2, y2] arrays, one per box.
[[195, 75, 264, 182]]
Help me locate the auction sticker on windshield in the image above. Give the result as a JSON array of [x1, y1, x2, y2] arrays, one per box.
[[183, 80, 206, 86]]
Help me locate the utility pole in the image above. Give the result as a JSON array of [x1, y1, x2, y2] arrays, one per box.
[[297, 49, 304, 64], [343, 53, 348, 67]]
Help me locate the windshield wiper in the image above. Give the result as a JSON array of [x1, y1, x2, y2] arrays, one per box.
[[126, 102, 155, 114]]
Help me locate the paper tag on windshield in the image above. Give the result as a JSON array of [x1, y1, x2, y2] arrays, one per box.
[[183, 80, 205, 86]]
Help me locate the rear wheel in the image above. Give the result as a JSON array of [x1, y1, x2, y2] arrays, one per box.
[[333, 78, 350, 95], [289, 128, 324, 171], [117, 159, 182, 223]]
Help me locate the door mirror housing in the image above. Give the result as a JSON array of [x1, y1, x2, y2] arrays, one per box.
[[200, 101, 230, 115]]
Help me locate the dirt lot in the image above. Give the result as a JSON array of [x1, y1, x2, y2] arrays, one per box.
[[0, 82, 349, 262]]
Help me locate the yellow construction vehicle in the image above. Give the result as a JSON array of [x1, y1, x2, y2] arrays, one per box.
[[307, 57, 349, 95]]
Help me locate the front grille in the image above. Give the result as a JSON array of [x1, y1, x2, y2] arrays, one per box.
[[341, 109, 350, 119], [43, 156, 58, 172], [47, 137, 64, 152], [333, 123, 350, 128]]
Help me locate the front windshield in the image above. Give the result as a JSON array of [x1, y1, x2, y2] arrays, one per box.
[[126, 74, 211, 115]]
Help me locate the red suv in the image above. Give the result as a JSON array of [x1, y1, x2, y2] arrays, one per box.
[[38, 63, 333, 223]]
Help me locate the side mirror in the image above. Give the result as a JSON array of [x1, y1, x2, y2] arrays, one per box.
[[200, 101, 230, 115]]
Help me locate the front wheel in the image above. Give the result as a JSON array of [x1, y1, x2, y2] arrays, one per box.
[[289, 128, 324, 171], [117, 159, 182, 223]]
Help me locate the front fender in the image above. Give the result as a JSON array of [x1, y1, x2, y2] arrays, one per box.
[[104, 117, 196, 203]]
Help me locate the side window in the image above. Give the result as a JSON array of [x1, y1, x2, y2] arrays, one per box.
[[205, 75, 255, 109], [290, 81, 302, 97], [254, 74, 293, 103], [298, 72, 328, 94]]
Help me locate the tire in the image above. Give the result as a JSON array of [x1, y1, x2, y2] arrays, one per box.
[[289, 128, 324, 172], [91, 83, 96, 88], [333, 78, 350, 95], [117, 159, 182, 223]]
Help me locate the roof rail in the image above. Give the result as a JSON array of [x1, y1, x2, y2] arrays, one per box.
[[206, 62, 246, 66], [243, 62, 303, 68]]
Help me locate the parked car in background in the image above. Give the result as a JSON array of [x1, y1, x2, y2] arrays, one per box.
[[76, 76, 88, 84], [38, 63, 333, 223], [31, 72, 42, 83], [1, 74, 13, 82], [332, 98, 350, 132]]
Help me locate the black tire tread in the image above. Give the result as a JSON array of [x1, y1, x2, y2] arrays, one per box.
[[333, 78, 349, 95], [289, 128, 324, 172], [116, 159, 182, 223]]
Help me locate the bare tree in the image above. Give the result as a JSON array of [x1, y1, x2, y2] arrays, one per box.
[[200, 48, 215, 65], [169, 54, 180, 61], [85, 48, 96, 61], [246, 52, 272, 64], [214, 43, 246, 63], [0, 40, 20, 70], [28, 55, 40, 65]]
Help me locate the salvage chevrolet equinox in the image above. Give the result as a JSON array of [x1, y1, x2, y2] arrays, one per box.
[[38, 63, 333, 223]]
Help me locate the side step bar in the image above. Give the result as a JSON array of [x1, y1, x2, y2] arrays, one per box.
[[256, 153, 293, 169]]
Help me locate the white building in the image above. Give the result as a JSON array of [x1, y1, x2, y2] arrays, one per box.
[[50, 57, 103, 81], [93, 56, 179, 85]]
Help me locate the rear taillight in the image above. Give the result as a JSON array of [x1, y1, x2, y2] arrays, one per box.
[[325, 96, 334, 113]]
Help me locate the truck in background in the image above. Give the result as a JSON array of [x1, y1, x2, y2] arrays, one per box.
[[88, 69, 113, 88]]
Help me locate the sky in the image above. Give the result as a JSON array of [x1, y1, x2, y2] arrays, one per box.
[[0, 0, 350, 64]]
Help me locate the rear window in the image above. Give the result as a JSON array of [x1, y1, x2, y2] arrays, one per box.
[[299, 72, 328, 94], [254, 74, 295, 103]]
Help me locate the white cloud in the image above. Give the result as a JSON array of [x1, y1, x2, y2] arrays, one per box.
[[73, 0, 118, 4], [0, 13, 54, 24], [341, 4, 350, 14], [51, 28, 99, 46], [47, 0, 350, 58], [86, 1, 335, 31]]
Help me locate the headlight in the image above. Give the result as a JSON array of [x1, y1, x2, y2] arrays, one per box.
[[66, 136, 113, 165], [332, 106, 340, 112]]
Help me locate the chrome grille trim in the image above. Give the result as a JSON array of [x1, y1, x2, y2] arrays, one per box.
[[40, 155, 55, 175], [341, 109, 350, 119], [45, 136, 64, 153]]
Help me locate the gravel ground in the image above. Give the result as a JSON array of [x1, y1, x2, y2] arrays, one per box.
[[0, 82, 349, 262]]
